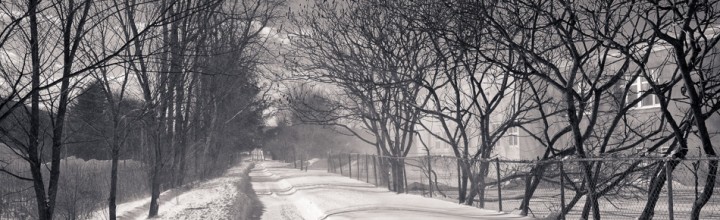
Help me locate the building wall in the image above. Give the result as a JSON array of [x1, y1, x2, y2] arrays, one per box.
[[411, 45, 720, 160]]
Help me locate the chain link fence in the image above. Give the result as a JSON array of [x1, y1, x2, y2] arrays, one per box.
[[324, 153, 720, 219], [0, 158, 149, 219]]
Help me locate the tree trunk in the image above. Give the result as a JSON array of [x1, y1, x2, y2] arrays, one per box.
[[639, 159, 682, 219], [690, 160, 717, 219], [148, 78, 168, 217], [391, 159, 406, 193], [148, 114, 163, 217], [109, 137, 120, 220], [456, 159, 469, 204], [580, 161, 600, 220], [28, 0, 51, 219], [466, 160, 492, 207], [519, 165, 547, 215]]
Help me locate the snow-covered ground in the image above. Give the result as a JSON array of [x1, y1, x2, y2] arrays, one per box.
[[90, 162, 251, 220], [251, 160, 534, 220]]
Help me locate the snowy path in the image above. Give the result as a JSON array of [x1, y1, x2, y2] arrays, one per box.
[[91, 162, 251, 220], [250, 161, 534, 220]]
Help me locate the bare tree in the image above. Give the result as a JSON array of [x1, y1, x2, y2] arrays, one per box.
[[470, 0, 680, 218], [629, 1, 720, 219], [286, 0, 433, 192], [0, 0, 170, 219]]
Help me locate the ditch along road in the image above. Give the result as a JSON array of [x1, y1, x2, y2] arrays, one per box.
[[251, 160, 533, 220]]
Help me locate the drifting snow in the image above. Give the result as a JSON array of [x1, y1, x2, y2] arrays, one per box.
[[251, 160, 534, 220]]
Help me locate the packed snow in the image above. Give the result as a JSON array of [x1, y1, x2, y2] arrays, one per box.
[[251, 160, 534, 220]]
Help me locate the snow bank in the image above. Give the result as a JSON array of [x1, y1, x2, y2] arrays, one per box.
[[90, 162, 253, 220]]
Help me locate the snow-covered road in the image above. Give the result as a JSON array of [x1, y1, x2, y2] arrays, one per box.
[[250, 161, 534, 220]]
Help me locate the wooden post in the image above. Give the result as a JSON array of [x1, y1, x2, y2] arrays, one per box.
[[666, 160, 674, 220], [373, 155, 378, 185], [386, 157, 391, 190], [427, 155, 433, 198], [356, 153, 360, 179], [495, 158, 502, 211], [403, 158, 408, 194], [339, 154, 343, 175], [366, 154, 370, 183], [348, 154, 352, 178]]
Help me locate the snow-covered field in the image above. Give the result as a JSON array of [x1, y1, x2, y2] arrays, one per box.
[[90, 162, 252, 220], [251, 160, 534, 220]]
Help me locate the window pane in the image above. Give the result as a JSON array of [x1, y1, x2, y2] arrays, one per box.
[[627, 84, 638, 106], [653, 94, 659, 106], [642, 95, 654, 106], [641, 82, 652, 93]]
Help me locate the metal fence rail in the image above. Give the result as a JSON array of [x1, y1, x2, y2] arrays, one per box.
[[321, 153, 720, 220]]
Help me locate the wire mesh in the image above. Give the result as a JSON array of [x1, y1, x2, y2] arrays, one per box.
[[325, 153, 720, 219]]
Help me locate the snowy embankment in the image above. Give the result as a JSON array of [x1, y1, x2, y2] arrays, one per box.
[[251, 160, 534, 220], [90, 161, 256, 220]]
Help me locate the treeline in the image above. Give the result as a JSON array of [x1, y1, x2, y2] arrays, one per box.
[[283, 1, 720, 220], [264, 87, 375, 162], [0, 0, 282, 219]]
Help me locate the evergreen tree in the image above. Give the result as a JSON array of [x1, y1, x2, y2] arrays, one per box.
[[66, 80, 110, 160]]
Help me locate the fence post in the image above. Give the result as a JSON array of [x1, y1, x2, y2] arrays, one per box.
[[327, 152, 335, 173], [559, 161, 565, 220], [366, 154, 370, 183], [386, 157, 391, 191], [666, 160, 674, 220], [327, 152, 331, 173], [349, 154, 352, 178], [373, 155, 378, 185], [339, 154, 343, 175], [428, 155, 433, 198], [356, 153, 361, 179], [403, 157, 408, 194], [495, 158, 502, 212]]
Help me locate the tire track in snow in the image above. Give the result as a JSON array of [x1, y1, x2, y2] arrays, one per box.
[[251, 160, 536, 220]]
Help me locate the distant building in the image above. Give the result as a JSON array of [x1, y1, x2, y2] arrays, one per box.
[[413, 43, 720, 161]]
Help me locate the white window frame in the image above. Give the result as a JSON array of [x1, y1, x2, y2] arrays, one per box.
[[627, 69, 661, 109], [506, 126, 519, 147], [431, 122, 444, 149], [577, 79, 593, 114], [434, 138, 444, 149]]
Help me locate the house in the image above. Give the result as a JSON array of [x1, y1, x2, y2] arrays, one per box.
[[414, 42, 720, 162]]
